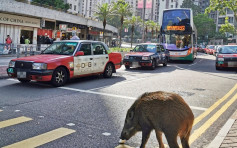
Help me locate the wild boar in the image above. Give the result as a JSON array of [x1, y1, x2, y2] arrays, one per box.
[[120, 91, 194, 148]]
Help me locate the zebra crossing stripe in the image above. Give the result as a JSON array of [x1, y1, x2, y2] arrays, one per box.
[[3, 127, 76, 148], [0, 109, 2, 112], [0, 116, 32, 129]]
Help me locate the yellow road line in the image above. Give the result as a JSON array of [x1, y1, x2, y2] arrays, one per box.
[[3, 127, 76, 148], [193, 84, 237, 126], [0, 116, 32, 129], [189, 92, 237, 145]]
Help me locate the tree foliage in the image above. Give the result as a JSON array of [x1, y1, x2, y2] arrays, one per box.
[[180, 0, 201, 16], [112, 0, 132, 47], [219, 17, 236, 34], [205, 0, 237, 22], [94, 3, 114, 41], [124, 16, 142, 47], [194, 14, 216, 41], [32, 0, 69, 10]]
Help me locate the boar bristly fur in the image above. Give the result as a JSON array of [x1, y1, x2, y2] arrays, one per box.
[[120, 91, 194, 148]]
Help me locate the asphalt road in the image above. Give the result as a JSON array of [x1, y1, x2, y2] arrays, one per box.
[[0, 53, 237, 148]]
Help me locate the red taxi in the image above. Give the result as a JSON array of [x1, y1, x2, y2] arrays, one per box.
[[7, 40, 122, 86], [216, 45, 237, 70]]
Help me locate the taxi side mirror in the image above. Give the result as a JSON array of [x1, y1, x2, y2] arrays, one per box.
[[75, 51, 84, 56]]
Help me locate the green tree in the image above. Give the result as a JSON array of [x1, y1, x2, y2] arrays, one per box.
[[32, 0, 69, 11], [124, 16, 142, 48], [149, 21, 157, 41], [94, 3, 113, 42], [205, 0, 237, 22], [194, 14, 216, 42], [219, 17, 236, 35], [180, 0, 201, 16], [112, 0, 132, 47]]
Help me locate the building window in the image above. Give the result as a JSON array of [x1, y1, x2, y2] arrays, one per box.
[[74, 5, 76, 11], [171, 5, 173, 8], [69, 4, 72, 9], [218, 18, 225, 24], [229, 17, 233, 23]]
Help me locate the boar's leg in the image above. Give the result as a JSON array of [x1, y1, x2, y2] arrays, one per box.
[[180, 130, 191, 148], [155, 130, 165, 148], [164, 132, 179, 148], [140, 127, 152, 148]]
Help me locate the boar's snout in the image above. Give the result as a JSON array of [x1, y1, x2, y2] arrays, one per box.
[[120, 131, 129, 140]]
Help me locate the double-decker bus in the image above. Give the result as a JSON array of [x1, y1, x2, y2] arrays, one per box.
[[160, 8, 197, 62]]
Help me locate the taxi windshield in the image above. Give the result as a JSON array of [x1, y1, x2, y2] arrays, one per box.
[[42, 42, 78, 55], [220, 46, 237, 54], [133, 45, 156, 53]]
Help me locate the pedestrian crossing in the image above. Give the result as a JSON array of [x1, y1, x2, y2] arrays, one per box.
[[0, 110, 76, 148]]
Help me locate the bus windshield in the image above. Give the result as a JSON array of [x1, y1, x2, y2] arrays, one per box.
[[162, 34, 191, 50], [161, 9, 191, 34]]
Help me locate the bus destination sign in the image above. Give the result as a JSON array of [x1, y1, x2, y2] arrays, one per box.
[[167, 26, 185, 31]]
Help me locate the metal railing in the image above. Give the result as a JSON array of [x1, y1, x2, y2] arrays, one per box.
[[0, 44, 51, 57]]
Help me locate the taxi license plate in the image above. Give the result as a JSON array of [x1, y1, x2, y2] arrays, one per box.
[[17, 71, 26, 78], [132, 62, 139, 67], [8, 68, 14, 73]]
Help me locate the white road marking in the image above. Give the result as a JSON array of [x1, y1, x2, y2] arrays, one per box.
[[66, 123, 75, 126], [14, 110, 20, 112], [60, 87, 207, 111], [102, 132, 111, 136]]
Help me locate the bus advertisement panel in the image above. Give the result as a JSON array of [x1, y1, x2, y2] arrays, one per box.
[[160, 9, 197, 62]]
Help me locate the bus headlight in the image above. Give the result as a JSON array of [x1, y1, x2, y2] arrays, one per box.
[[218, 58, 224, 61], [142, 56, 150, 60], [9, 61, 15, 68], [32, 63, 47, 70]]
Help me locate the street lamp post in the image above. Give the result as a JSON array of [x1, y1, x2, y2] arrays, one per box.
[[142, 0, 146, 43]]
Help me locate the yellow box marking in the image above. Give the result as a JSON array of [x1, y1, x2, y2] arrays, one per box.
[[193, 84, 237, 126], [3, 127, 76, 148], [189, 93, 237, 145], [0, 116, 32, 129]]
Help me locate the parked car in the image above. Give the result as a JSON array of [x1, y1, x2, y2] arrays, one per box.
[[123, 43, 168, 70], [7, 40, 122, 86], [198, 45, 205, 53], [216, 45, 237, 70], [204, 45, 215, 54]]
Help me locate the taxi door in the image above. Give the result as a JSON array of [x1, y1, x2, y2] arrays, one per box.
[[92, 43, 109, 73], [74, 43, 94, 76]]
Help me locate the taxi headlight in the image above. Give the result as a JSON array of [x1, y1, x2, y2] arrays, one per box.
[[218, 58, 224, 61], [9, 61, 15, 68], [32, 63, 47, 70], [124, 55, 129, 59], [142, 56, 150, 60]]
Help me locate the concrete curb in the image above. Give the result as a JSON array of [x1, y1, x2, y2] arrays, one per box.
[[207, 110, 237, 148]]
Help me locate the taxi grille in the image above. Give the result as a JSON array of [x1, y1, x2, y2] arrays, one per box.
[[15, 61, 33, 69], [129, 56, 142, 61]]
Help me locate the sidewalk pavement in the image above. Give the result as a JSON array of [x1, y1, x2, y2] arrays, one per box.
[[208, 110, 237, 148]]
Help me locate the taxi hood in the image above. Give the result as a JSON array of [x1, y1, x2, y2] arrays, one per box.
[[125, 52, 154, 57], [11, 54, 71, 63]]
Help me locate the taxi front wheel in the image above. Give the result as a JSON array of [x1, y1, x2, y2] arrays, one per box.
[[51, 67, 68, 87], [103, 63, 113, 78]]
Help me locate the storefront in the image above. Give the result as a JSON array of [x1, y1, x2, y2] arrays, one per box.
[[56, 21, 87, 40], [0, 13, 40, 45], [37, 20, 55, 44]]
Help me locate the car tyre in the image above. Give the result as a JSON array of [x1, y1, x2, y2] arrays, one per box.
[[103, 63, 113, 78], [163, 59, 167, 66], [150, 59, 156, 70], [216, 66, 221, 70], [125, 65, 130, 69], [51, 67, 68, 87], [18, 78, 31, 83]]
